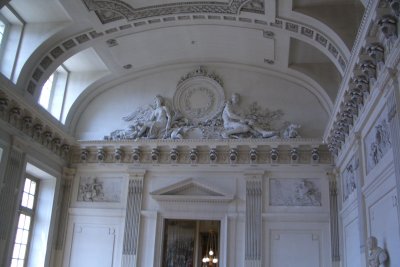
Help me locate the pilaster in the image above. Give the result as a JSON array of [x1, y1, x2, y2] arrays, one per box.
[[54, 168, 75, 251], [354, 133, 368, 266], [328, 170, 340, 266], [121, 171, 145, 267], [0, 146, 25, 266], [244, 171, 263, 267], [385, 70, 400, 235]]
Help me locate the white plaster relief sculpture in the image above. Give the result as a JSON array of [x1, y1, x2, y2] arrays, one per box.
[[77, 177, 122, 202], [282, 123, 301, 139], [269, 178, 322, 206], [221, 93, 278, 139], [367, 236, 388, 267], [342, 156, 357, 202], [123, 95, 172, 139], [106, 67, 304, 140], [366, 114, 392, 172]]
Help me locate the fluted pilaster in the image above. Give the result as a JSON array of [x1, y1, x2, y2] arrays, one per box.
[[328, 174, 340, 263], [354, 134, 368, 256], [245, 172, 263, 267], [0, 148, 24, 265], [121, 171, 145, 267], [55, 168, 75, 250]]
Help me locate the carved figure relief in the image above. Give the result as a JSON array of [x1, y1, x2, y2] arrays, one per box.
[[77, 177, 122, 202], [107, 67, 302, 140], [342, 155, 357, 202], [365, 112, 392, 173], [269, 178, 322, 206], [122, 95, 172, 139]]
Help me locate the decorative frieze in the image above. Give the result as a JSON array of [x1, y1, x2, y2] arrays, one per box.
[[0, 90, 72, 161], [70, 140, 331, 166], [326, 0, 399, 156]]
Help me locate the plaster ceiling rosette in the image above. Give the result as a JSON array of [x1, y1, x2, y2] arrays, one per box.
[[173, 67, 225, 124]]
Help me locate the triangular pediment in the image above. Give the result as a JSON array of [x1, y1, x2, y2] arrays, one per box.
[[150, 178, 233, 203]]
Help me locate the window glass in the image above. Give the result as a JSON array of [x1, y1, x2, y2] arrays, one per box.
[[38, 74, 54, 110], [0, 19, 6, 46], [10, 177, 38, 267], [38, 66, 69, 120]]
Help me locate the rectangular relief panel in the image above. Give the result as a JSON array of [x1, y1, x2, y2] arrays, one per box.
[[269, 178, 322, 206], [77, 176, 122, 203], [341, 154, 357, 203], [364, 108, 392, 174]]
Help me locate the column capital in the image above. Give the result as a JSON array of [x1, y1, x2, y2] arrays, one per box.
[[128, 169, 146, 179], [243, 170, 265, 180], [62, 167, 76, 179]]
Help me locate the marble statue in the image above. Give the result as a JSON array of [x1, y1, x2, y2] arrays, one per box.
[[221, 93, 277, 139], [367, 236, 388, 267], [124, 95, 172, 139]]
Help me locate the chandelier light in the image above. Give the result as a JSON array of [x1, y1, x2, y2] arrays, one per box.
[[202, 231, 218, 266]]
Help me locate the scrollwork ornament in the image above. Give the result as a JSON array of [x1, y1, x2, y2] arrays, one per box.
[[249, 148, 258, 163], [378, 15, 398, 40], [387, 0, 400, 17], [97, 148, 106, 163], [114, 148, 123, 162], [209, 148, 217, 163], [270, 148, 279, 162]]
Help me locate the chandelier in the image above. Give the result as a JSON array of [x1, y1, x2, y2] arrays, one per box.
[[202, 231, 218, 266]]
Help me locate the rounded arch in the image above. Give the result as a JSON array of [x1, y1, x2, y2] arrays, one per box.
[[64, 62, 333, 136], [17, 14, 350, 103]]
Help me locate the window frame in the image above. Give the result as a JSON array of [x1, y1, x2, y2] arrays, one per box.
[[10, 175, 40, 267]]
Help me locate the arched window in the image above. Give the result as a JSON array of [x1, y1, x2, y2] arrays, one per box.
[[39, 65, 69, 120]]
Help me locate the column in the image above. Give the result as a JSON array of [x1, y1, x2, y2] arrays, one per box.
[[0, 147, 25, 266], [328, 172, 340, 267], [385, 70, 400, 234], [54, 168, 75, 251], [244, 172, 263, 267], [121, 171, 145, 267], [354, 134, 368, 266]]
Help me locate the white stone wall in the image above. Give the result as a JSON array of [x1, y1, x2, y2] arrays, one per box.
[[60, 163, 332, 267]]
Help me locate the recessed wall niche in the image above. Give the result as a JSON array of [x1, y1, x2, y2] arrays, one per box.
[[162, 219, 220, 267]]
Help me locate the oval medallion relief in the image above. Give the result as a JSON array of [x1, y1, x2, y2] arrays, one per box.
[[173, 76, 225, 124]]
